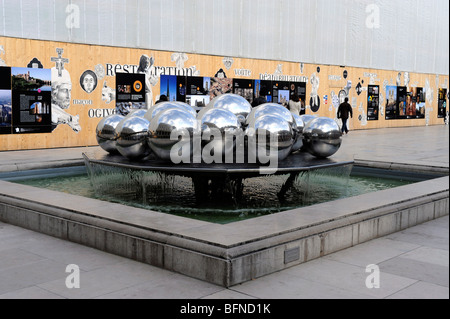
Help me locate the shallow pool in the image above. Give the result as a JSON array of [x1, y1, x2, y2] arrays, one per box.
[[6, 165, 431, 224]]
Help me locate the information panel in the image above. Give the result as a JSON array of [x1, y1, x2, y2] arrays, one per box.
[[186, 76, 211, 107], [414, 87, 426, 119], [233, 79, 254, 104], [271, 81, 290, 105], [158, 75, 308, 112], [290, 82, 307, 114], [438, 88, 447, 118], [367, 85, 379, 121], [254, 80, 273, 103], [0, 66, 12, 134], [11, 67, 52, 134], [115, 73, 146, 116]]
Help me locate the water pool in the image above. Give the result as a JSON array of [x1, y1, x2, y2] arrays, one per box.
[[3, 165, 434, 224]]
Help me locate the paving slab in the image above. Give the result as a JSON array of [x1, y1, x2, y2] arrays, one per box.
[[0, 126, 448, 299], [387, 281, 449, 299], [0, 259, 68, 295], [323, 238, 421, 267], [0, 286, 65, 299], [378, 257, 449, 287], [230, 270, 374, 299], [280, 258, 418, 299]]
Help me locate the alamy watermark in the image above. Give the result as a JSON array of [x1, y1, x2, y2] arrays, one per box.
[[65, 264, 80, 289], [365, 264, 380, 289], [365, 4, 380, 29], [168, 127, 280, 174], [65, 4, 80, 29]]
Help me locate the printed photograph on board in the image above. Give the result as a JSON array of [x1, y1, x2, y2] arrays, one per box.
[[11, 67, 52, 92], [397, 86, 407, 119], [367, 85, 379, 121], [385, 85, 397, 119], [414, 87, 426, 118], [11, 67, 52, 134], [438, 88, 447, 118], [254, 80, 272, 104], [115, 72, 147, 116], [233, 79, 254, 104], [0, 66, 12, 134], [186, 76, 211, 108], [159, 75, 178, 102], [209, 76, 232, 100]]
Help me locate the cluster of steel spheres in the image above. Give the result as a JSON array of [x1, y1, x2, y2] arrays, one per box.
[[96, 93, 343, 162]]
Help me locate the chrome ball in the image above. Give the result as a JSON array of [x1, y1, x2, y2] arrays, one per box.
[[145, 101, 196, 122], [291, 113, 304, 153], [201, 108, 241, 158], [246, 114, 294, 161], [147, 108, 199, 161], [211, 93, 252, 125], [115, 116, 152, 160], [96, 114, 124, 154], [246, 103, 295, 128], [171, 101, 197, 117], [299, 114, 317, 127], [206, 95, 219, 109], [126, 109, 148, 118], [302, 117, 342, 158], [197, 105, 213, 121]]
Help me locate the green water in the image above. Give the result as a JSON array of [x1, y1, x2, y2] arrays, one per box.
[[14, 166, 416, 224]]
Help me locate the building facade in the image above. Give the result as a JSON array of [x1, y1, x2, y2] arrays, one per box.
[[0, 0, 448, 151]]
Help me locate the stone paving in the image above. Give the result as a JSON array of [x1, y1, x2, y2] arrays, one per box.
[[0, 125, 448, 299]]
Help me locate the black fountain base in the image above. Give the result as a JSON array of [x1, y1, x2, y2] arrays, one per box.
[[83, 150, 354, 204]]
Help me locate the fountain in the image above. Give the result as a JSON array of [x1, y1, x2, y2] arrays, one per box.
[[3, 97, 447, 287], [86, 93, 353, 209]]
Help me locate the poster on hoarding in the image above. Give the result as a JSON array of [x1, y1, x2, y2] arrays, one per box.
[[233, 79, 254, 104], [385, 85, 397, 120], [438, 88, 447, 118], [11, 67, 52, 134], [0, 66, 12, 134], [367, 85, 379, 121], [115, 72, 146, 116]]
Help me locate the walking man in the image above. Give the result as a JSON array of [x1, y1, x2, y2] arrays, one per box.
[[337, 97, 353, 134]]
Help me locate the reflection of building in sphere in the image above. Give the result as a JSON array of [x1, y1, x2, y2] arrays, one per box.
[[303, 117, 342, 158]]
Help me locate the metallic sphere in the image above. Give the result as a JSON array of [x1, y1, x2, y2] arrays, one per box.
[[171, 101, 197, 116], [126, 109, 148, 118], [201, 108, 240, 132], [211, 93, 252, 125], [96, 114, 125, 154], [246, 103, 295, 128], [299, 114, 317, 127], [291, 113, 304, 153], [115, 116, 152, 160], [201, 108, 241, 157], [246, 114, 294, 161], [145, 101, 196, 122], [147, 108, 199, 161], [197, 105, 213, 121], [206, 96, 219, 109], [302, 117, 342, 158]]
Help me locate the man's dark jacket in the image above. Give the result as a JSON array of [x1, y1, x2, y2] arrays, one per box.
[[337, 102, 353, 119]]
